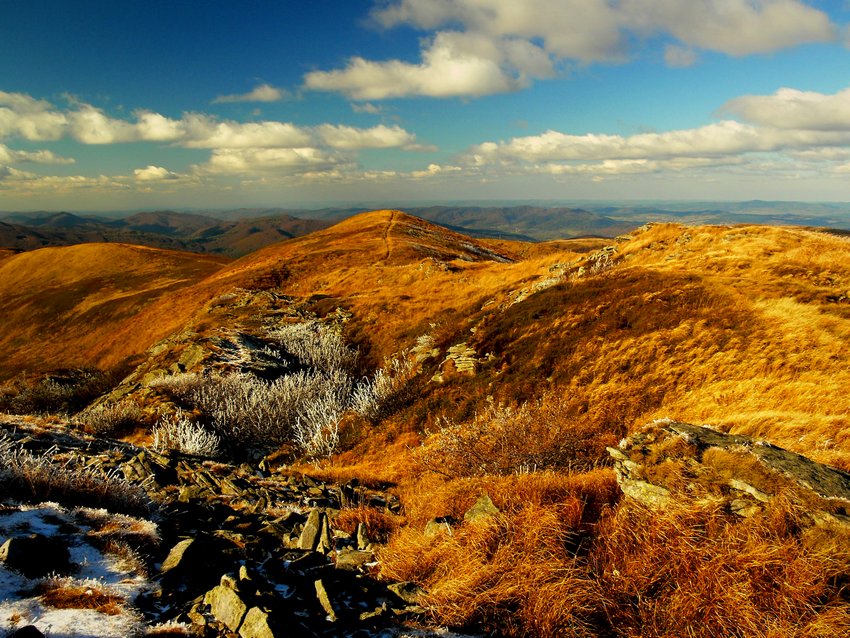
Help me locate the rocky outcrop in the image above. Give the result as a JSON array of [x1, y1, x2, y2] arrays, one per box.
[[609, 419, 850, 528], [0, 418, 419, 637]]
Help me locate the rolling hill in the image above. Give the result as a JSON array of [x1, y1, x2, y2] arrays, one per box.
[[4, 212, 850, 637], [0, 243, 228, 380]]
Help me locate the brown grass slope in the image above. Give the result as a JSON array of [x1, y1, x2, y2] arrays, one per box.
[[0, 243, 228, 380], [315, 222, 850, 638]]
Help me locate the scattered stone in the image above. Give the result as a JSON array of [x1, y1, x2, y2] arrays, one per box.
[[299, 510, 323, 551], [240, 606, 276, 638], [335, 549, 374, 571], [9, 626, 45, 638], [315, 578, 338, 622], [388, 581, 427, 605]]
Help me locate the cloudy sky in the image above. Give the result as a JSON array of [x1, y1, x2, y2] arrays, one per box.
[[3, 0, 850, 210]]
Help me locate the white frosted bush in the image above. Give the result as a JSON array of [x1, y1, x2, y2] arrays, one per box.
[[152, 414, 220, 457], [269, 320, 358, 372]]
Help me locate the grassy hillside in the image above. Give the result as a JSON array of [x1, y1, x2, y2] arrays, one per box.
[[5, 212, 850, 636], [0, 243, 227, 379]]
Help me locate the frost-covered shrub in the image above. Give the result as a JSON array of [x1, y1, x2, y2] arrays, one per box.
[[148, 322, 419, 459], [351, 351, 417, 421], [269, 320, 358, 372], [77, 398, 144, 436], [147, 372, 203, 400], [0, 432, 154, 514], [152, 413, 220, 457]]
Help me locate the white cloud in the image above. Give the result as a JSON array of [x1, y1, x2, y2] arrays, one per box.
[[213, 83, 287, 103], [315, 124, 417, 149], [195, 147, 351, 176], [623, 0, 836, 56], [721, 86, 850, 130], [305, 0, 839, 99], [664, 44, 698, 67], [180, 114, 314, 149], [304, 31, 549, 99], [0, 143, 74, 165], [351, 102, 383, 114], [134, 165, 181, 181]]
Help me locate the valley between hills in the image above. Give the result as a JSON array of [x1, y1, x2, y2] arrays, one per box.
[[2, 210, 850, 637]]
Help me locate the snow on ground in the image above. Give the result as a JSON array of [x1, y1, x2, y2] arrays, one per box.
[[0, 502, 156, 638]]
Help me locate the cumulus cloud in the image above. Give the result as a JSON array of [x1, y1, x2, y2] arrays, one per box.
[[0, 91, 429, 153], [721, 86, 850, 130], [0, 143, 74, 165], [314, 124, 417, 149], [305, 31, 551, 99], [212, 83, 287, 103], [624, 0, 836, 56], [134, 165, 181, 181], [304, 0, 838, 99], [196, 147, 351, 176]]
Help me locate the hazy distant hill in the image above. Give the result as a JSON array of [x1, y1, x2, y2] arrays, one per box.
[[0, 210, 329, 257]]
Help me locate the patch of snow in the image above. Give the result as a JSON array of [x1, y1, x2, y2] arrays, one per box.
[[0, 502, 157, 638]]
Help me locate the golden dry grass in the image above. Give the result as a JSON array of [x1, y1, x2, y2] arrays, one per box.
[[0, 243, 227, 379]]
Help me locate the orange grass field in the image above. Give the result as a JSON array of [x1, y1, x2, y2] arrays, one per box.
[[5, 212, 850, 635]]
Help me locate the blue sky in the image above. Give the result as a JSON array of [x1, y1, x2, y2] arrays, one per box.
[[3, 0, 850, 210]]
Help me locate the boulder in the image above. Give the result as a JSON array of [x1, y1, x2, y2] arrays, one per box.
[[240, 607, 276, 638], [609, 419, 850, 529], [204, 576, 248, 632], [0, 534, 72, 579]]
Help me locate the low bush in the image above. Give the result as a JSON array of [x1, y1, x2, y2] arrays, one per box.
[[76, 398, 144, 437], [150, 322, 420, 459], [0, 368, 116, 416], [0, 432, 154, 515], [151, 413, 220, 457], [415, 394, 618, 477]]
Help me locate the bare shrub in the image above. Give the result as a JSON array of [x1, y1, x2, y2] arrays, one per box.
[[269, 320, 358, 372], [351, 351, 418, 421], [152, 413, 220, 457], [147, 372, 203, 400], [416, 395, 617, 477], [292, 376, 352, 459], [76, 398, 144, 436], [148, 323, 416, 459], [0, 369, 115, 416], [0, 432, 154, 514]]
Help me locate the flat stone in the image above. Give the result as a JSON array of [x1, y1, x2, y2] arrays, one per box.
[[388, 581, 427, 605], [239, 607, 276, 638], [298, 510, 322, 551], [204, 584, 247, 632], [334, 549, 374, 571], [314, 578, 338, 622]]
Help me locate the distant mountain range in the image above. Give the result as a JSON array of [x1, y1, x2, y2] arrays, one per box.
[[0, 211, 330, 257], [3, 201, 850, 256]]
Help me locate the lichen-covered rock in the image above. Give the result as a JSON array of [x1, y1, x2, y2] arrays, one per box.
[[609, 419, 850, 529]]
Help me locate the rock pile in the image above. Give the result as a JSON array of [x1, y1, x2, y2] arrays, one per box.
[[0, 418, 423, 637]]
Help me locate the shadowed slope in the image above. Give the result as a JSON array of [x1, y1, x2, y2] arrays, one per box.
[[0, 243, 228, 380]]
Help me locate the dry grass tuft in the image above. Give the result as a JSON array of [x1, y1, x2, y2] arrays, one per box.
[[334, 505, 402, 543], [36, 577, 127, 616]]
